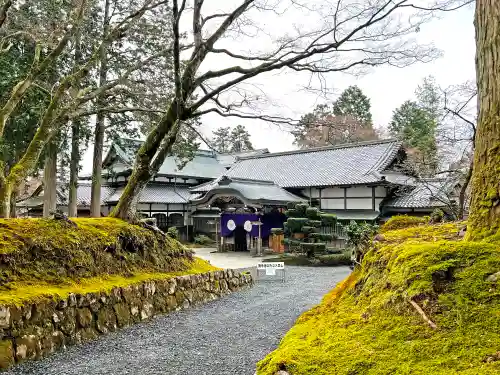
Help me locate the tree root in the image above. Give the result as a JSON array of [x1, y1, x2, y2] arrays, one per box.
[[139, 218, 166, 237], [410, 298, 437, 329], [50, 210, 77, 227]]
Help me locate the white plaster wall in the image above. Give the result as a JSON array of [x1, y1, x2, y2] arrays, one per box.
[[322, 187, 345, 198], [346, 186, 373, 197], [301, 188, 320, 198], [321, 199, 345, 210], [375, 198, 385, 210], [346, 198, 373, 210]]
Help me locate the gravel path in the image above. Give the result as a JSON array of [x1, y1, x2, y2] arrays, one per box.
[[7, 266, 350, 375]]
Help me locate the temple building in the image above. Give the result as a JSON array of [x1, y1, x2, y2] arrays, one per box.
[[17, 138, 460, 247]]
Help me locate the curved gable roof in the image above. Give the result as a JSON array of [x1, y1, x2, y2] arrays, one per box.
[[102, 138, 226, 180]]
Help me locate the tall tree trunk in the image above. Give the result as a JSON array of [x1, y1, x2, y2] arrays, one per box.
[[90, 0, 110, 218], [468, 0, 500, 238], [110, 108, 181, 219], [68, 28, 83, 217], [0, 109, 57, 218], [9, 191, 16, 218], [68, 119, 81, 217], [458, 159, 473, 220], [43, 140, 57, 217]]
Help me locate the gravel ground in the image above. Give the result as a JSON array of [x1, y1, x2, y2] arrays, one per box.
[[7, 266, 350, 375]]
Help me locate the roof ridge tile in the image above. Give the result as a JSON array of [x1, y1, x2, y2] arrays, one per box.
[[237, 138, 399, 161]]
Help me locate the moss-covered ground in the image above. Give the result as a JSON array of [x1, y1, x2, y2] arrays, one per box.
[[0, 218, 219, 305], [257, 221, 500, 375], [0, 218, 196, 284]]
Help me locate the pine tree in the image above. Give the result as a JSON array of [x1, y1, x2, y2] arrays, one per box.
[[293, 86, 377, 148], [389, 76, 441, 176], [230, 125, 253, 152], [211, 127, 231, 153], [332, 85, 373, 126]]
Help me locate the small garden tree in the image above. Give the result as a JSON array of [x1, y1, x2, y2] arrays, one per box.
[[344, 220, 379, 266], [279, 202, 337, 257]]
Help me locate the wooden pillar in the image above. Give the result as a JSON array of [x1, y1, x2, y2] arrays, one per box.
[[343, 187, 347, 210], [372, 186, 376, 211]]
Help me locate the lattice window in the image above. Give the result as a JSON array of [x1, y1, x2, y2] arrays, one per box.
[[152, 213, 168, 230], [168, 213, 184, 227]]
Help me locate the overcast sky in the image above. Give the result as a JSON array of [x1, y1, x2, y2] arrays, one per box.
[[82, 2, 476, 173], [198, 3, 476, 152]]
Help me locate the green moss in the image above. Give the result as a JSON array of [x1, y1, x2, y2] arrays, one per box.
[[381, 215, 429, 232], [0, 217, 220, 305], [467, 136, 500, 238], [257, 222, 500, 375], [0, 218, 195, 286]]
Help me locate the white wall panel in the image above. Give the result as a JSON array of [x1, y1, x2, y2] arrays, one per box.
[[321, 199, 345, 209], [322, 187, 345, 198], [346, 198, 373, 210], [346, 186, 372, 197], [302, 188, 320, 198]]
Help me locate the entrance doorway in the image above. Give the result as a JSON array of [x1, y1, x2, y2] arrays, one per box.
[[233, 225, 248, 252]]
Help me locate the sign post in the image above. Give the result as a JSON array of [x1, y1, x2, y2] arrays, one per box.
[[207, 219, 220, 251], [251, 220, 263, 256], [256, 262, 285, 282]]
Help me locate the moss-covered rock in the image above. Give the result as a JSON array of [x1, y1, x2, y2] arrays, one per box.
[[113, 303, 131, 327], [257, 222, 500, 375], [0, 340, 14, 369], [15, 335, 38, 362], [96, 307, 117, 334], [76, 308, 93, 328], [166, 295, 177, 311], [55, 308, 76, 336], [77, 327, 98, 342]]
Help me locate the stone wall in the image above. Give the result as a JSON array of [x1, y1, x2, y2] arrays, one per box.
[[0, 269, 252, 371]]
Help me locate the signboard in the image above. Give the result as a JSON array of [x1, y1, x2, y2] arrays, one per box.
[[257, 262, 285, 281]]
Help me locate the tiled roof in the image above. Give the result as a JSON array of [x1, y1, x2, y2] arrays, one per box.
[[69, 182, 115, 206], [156, 152, 227, 179], [106, 184, 190, 204], [191, 176, 304, 205], [225, 139, 402, 188], [216, 149, 269, 168], [103, 138, 226, 179], [16, 182, 114, 208], [385, 178, 456, 209]]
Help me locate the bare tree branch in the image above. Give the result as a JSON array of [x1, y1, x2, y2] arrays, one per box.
[[173, 0, 182, 101], [110, 0, 473, 219], [70, 106, 166, 119], [192, 0, 204, 48], [201, 12, 231, 27], [191, 107, 299, 125]]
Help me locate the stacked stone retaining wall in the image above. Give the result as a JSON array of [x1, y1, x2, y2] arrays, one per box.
[[0, 269, 252, 370]]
